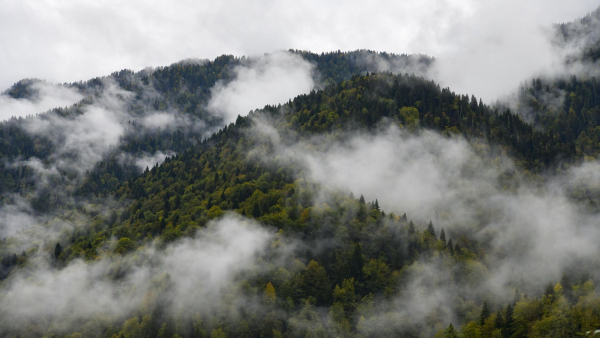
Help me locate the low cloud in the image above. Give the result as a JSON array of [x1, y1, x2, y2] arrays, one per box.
[[207, 52, 315, 123], [0, 82, 83, 122], [0, 215, 275, 334], [127, 150, 177, 171], [0, 196, 37, 238], [22, 83, 129, 178], [249, 117, 600, 320]]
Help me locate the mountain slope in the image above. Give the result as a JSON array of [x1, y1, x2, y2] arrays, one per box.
[[2, 72, 600, 337]]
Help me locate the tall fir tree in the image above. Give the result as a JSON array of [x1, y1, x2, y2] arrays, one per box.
[[427, 220, 436, 238], [440, 228, 447, 245]]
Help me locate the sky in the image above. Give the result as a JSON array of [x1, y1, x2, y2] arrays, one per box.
[[1, 0, 598, 102]]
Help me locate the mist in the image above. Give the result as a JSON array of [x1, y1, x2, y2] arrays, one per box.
[[3, 1, 597, 104], [207, 52, 315, 123], [0, 215, 276, 335], [246, 115, 600, 328], [0, 82, 83, 121], [2, 2, 600, 335]]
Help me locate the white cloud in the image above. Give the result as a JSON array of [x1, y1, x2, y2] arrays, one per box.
[[0, 82, 83, 122], [2, 1, 596, 102], [0, 215, 274, 331], [207, 52, 315, 123], [250, 119, 600, 294], [131, 150, 177, 171]]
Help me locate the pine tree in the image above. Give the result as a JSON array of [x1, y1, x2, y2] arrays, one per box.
[[561, 273, 574, 302], [443, 323, 459, 338], [54, 243, 62, 259], [174, 194, 181, 209], [357, 203, 367, 222], [427, 220, 436, 238], [544, 282, 555, 297], [163, 199, 170, 219], [494, 310, 504, 330], [448, 238, 454, 255], [252, 201, 261, 218], [408, 220, 415, 234], [440, 228, 447, 245], [350, 243, 364, 284], [480, 301, 490, 325], [359, 194, 365, 204], [374, 199, 380, 211], [504, 304, 514, 338]]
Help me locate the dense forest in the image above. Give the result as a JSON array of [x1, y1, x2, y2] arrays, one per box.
[[1, 9, 600, 337]]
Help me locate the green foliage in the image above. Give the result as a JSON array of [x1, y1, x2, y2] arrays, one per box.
[[4, 52, 600, 337]]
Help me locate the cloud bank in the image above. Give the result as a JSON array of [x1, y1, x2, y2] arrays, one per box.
[[0, 215, 275, 334], [2, 1, 598, 103]]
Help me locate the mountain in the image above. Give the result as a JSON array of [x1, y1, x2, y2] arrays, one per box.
[[1, 24, 600, 338], [0, 51, 431, 199]]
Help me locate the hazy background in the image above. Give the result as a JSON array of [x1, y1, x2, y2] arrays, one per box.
[[1, 0, 598, 102]]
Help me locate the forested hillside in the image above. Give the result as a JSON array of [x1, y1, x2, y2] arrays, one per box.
[[0, 50, 430, 202], [2, 10, 600, 335], [1, 66, 600, 337], [6, 0, 600, 337]]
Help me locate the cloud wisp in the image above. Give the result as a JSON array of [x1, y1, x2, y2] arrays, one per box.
[[0, 82, 83, 122], [0, 215, 275, 335], [207, 52, 316, 124]]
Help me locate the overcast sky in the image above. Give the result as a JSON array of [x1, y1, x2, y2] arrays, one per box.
[[1, 0, 598, 101]]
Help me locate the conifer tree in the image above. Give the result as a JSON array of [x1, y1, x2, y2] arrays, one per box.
[[504, 304, 514, 338], [544, 282, 555, 297], [427, 220, 436, 238], [54, 243, 62, 259], [494, 310, 504, 330], [480, 301, 490, 325], [252, 201, 261, 218], [561, 273, 574, 302], [408, 220, 416, 234], [350, 243, 364, 284], [443, 323, 459, 338], [440, 228, 447, 245]]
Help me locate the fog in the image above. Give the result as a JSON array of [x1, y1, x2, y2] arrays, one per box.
[[0, 82, 83, 121], [247, 115, 600, 330], [207, 52, 315, 123], [0, 215, 276, 334], [2, 1, 597, 103]]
